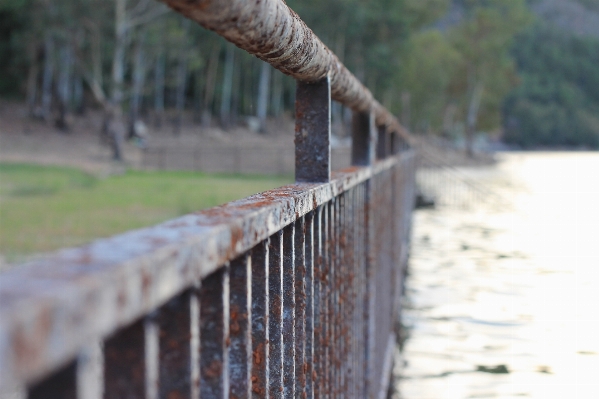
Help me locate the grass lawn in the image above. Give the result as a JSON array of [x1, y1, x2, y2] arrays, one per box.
[[0, 163, 291, 262]]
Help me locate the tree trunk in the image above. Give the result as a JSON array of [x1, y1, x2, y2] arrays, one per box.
[[271, 69, 282, 117], [201, 42, 221, 128], [129, 37, 147, 138], [401, 91, 411, 132], [465, 83, 484, 158], [172, 19, 191, 133], [41, 36, 54, 121], [256, 61, 270, 133], [55, 44, 73, 131], [26, 43, 41, 117], [442, 103, 457, 138], [193, 70, 203, 124], [73, 74, 84, 114], [220, 44, 235, 128], [109, 0, 128, 160], [230, 53, 240, 126], [174, 32, 189, 135], [332, 101, 342, 137], [153, 53, 165, 128]]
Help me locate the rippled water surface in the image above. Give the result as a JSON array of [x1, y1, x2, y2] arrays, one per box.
[[396, 152, 599, 399]]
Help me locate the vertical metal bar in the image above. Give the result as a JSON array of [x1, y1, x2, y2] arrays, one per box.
[[295, 74, 331, 183], [229, 254, 252, 399], [338, 192, 348, 397], [350, 188, 357, 399], [321, 204, 330, 399], [357, 183, 366, 399], [312, 207, 323, 399], [282, 224, 295, 398], [251, 240, 269, 398], [268, 231, 283, 399], [376, 126, 387, 160], [200, 266, 230, 398], [190, 287, 200, 399], [77, 341, 103, 399], [294, 217, 307, 397], [351, 111, 377, 166], [364, 174, 377, 399], [28, 362, 77, 399], [145, 316, 159, 399], [326, 200, 335, 398], [304, 212, 315, 399], [157, 291, 192, 399], [104, 320, 146, 399]]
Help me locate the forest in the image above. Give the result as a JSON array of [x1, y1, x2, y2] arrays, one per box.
[[1, 0, 598, 152]]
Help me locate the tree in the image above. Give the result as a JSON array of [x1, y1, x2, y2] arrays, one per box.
[[448, 0, 532, 156]]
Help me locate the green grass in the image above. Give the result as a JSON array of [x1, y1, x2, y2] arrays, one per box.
[[0, 163, 291, 261]]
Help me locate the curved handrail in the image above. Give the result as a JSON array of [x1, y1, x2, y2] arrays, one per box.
[[159, 0, 414, 143]]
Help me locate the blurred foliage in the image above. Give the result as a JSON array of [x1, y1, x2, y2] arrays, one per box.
[[1, 0, 598, 148], [503, 23, 599, 148]]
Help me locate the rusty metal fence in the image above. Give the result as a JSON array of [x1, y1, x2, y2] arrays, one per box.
[[0, 1, 416, 398]]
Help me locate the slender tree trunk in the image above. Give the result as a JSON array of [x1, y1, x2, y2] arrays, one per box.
[[41, 36, 54, 121], [256, 61, 270, 133], [231, 53, 240, 126], [332, 101, 342, 137], [442, 103, 457, 138], [220, 44, 235, 128], [55, 44, 73, 131], [401, 91, 411, 132], [174, 28, 190, 134], [201, 42, 221, 127], [465, 83, 484, 158], [343, 105, 351, 137], [193, 70, 203, 124], [108, 0, 128, 160], [153, 53, 165, 128], [129, 37, 147, 138], [271, 69, 282, 117], [174, 53, 188, 134], [26, 43, 40, 117], [73, 74, 84, 114]]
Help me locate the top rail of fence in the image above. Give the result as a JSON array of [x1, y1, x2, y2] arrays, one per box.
[[159, 0, 413, 144]]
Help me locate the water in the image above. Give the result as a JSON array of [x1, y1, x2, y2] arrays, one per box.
[[395, 152, 599, 399]]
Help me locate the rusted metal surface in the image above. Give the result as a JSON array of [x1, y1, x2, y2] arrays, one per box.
[[0, 157, 400, 389], [199, 267, 229, 398], [281, 224, 296, 398], [295, 75, 332, 183], [104, 319, 146, 399], [250, 242, 269, 398], [268, 231, 283, 399], [293, 217, 307, 396], [304, 212, 315, 399], [0, 153, 416, 398], [28, 362, 76, 399], [157, 291, 193, 399], [157, 0, 412, 144], [228, 254, 251, 399]]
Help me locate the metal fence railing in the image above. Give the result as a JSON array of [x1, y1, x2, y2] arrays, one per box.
[[0, 1, 417, 398]]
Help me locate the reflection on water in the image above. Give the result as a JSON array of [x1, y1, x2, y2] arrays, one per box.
[[395, 152, 599, 399]]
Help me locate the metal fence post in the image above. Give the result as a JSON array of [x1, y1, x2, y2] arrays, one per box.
[[295, 74, 331, 183], [351, 111, 377, 166]]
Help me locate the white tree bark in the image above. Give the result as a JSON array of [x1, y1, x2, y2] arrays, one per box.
[[256, 61, 270, 133]]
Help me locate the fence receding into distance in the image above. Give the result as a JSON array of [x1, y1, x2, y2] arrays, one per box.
[[0, 0, 417, 398]]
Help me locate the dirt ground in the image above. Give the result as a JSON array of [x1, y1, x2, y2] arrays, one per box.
[[0, 100, 493, 175], [0, 100, 299, 175]]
